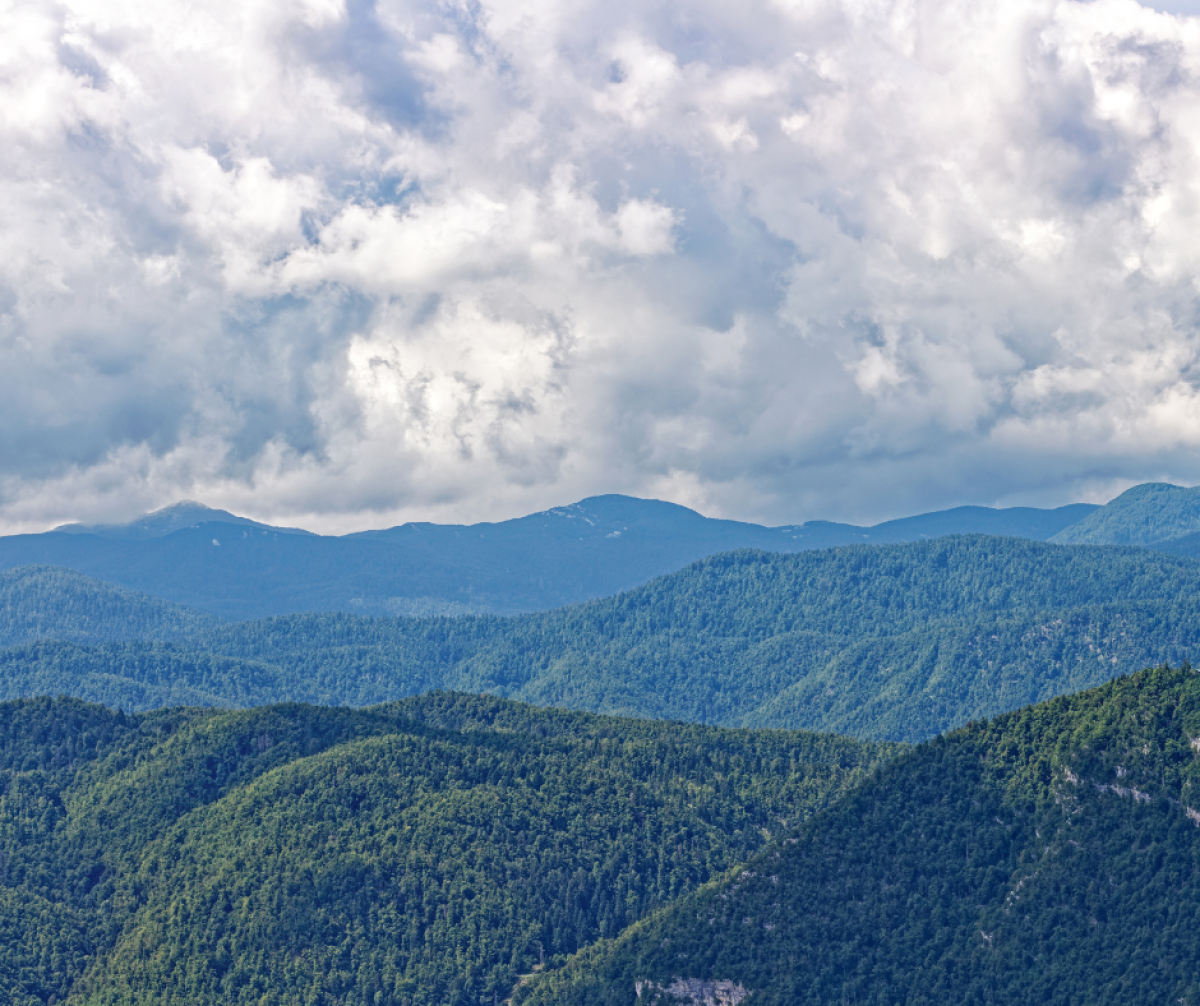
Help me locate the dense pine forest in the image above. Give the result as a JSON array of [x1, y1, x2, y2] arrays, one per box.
[[522, 664, 1200, 1006], [5, 667, 1199, 1004], [7, 535, 1200, 740], [0, 692, 892, 1005], [0, 565, 216, 647]]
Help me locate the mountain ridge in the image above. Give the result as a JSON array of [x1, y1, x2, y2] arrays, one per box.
[[1050, 481, 1200, 548], [0, 564, 217, 647], [521, 663, 1200, 1006], [4, 494, 1099, 619], [7, 535, 1200, 740], [0, 692, 893, 1006]]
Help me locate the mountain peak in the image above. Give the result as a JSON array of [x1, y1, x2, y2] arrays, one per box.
[[1110, 481, 1188, 499], [156, 499, 210, 512], [52, 501, 313, 540]]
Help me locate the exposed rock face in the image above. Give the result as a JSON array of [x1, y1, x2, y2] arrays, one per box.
[[634, 978, 750, 1005]]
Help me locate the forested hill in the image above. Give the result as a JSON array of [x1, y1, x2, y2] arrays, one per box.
[[523, 664, 1200, 1006], [0, 692, 893, 1006], [1, 495, 1094, 619], [0, 565, 217, 647], [187, 537, 1200, 740], [8, 536, 1200, 740], [1050, 481, 1200, 549]]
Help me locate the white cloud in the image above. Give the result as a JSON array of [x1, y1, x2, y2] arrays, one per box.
[[2, 0, 1200, 532]]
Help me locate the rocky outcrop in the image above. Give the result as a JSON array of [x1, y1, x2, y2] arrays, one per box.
[[634, 978, 750, 1005]]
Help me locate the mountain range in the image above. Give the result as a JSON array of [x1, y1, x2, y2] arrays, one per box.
[[15, 481, 1200, 622], [5, 534, 1200, 742], [5, 482, 1200, 1002], [0, 495, 1098, 619], [53, 500, 315, 540], [1, 669, 1197, 1005]]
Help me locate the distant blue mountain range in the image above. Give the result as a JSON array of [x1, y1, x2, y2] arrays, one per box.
[[0, 495, 1097, 619]]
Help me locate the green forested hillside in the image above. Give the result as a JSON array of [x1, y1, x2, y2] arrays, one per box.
[[0, 693, 892, 1006], [736, 598, 1200, 737], [7, 540, 1200, 744], [8, 537, 1200, 740], [0, 640, 286, 709], [1050, 481, 1200, 547], [0, 565, 216, 646], [523, 664, 1200, 1006]]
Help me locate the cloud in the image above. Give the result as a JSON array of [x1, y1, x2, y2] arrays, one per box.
[[1, 0, 1200, 533]]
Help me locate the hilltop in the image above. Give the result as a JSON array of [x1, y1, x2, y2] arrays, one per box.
[[1050, 482, 1200, 549]]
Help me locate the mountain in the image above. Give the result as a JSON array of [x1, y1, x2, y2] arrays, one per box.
[[0, 495, 1095, 619], [0, 565, 217, 647], [9, 536, 1200, 741], [522, 664, 1200, 1006], [1145, 528, 1200, 560], [52, 499, 314, 539], [790, 501, 1097, 548], [0, 692, 892, 1006], [1049, 481, 1200, 547], [166, 537, 1200, 740]]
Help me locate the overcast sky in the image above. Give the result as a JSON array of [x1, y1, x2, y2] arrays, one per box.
[[3, 0, 1200, 533]]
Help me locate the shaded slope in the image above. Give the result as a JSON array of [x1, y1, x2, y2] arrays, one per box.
[[831, 501, 1096, 544], [523, 665, 1200, 1006], [0, 640, 285, 709], [1145, 527, 1200, 560], [0, 694, 892, 1006]]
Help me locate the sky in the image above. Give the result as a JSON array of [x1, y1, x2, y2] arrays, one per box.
[[3, 0, 1200, 534]]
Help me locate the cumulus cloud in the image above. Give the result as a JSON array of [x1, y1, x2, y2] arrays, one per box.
[[2, 0, 1200, 531]]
